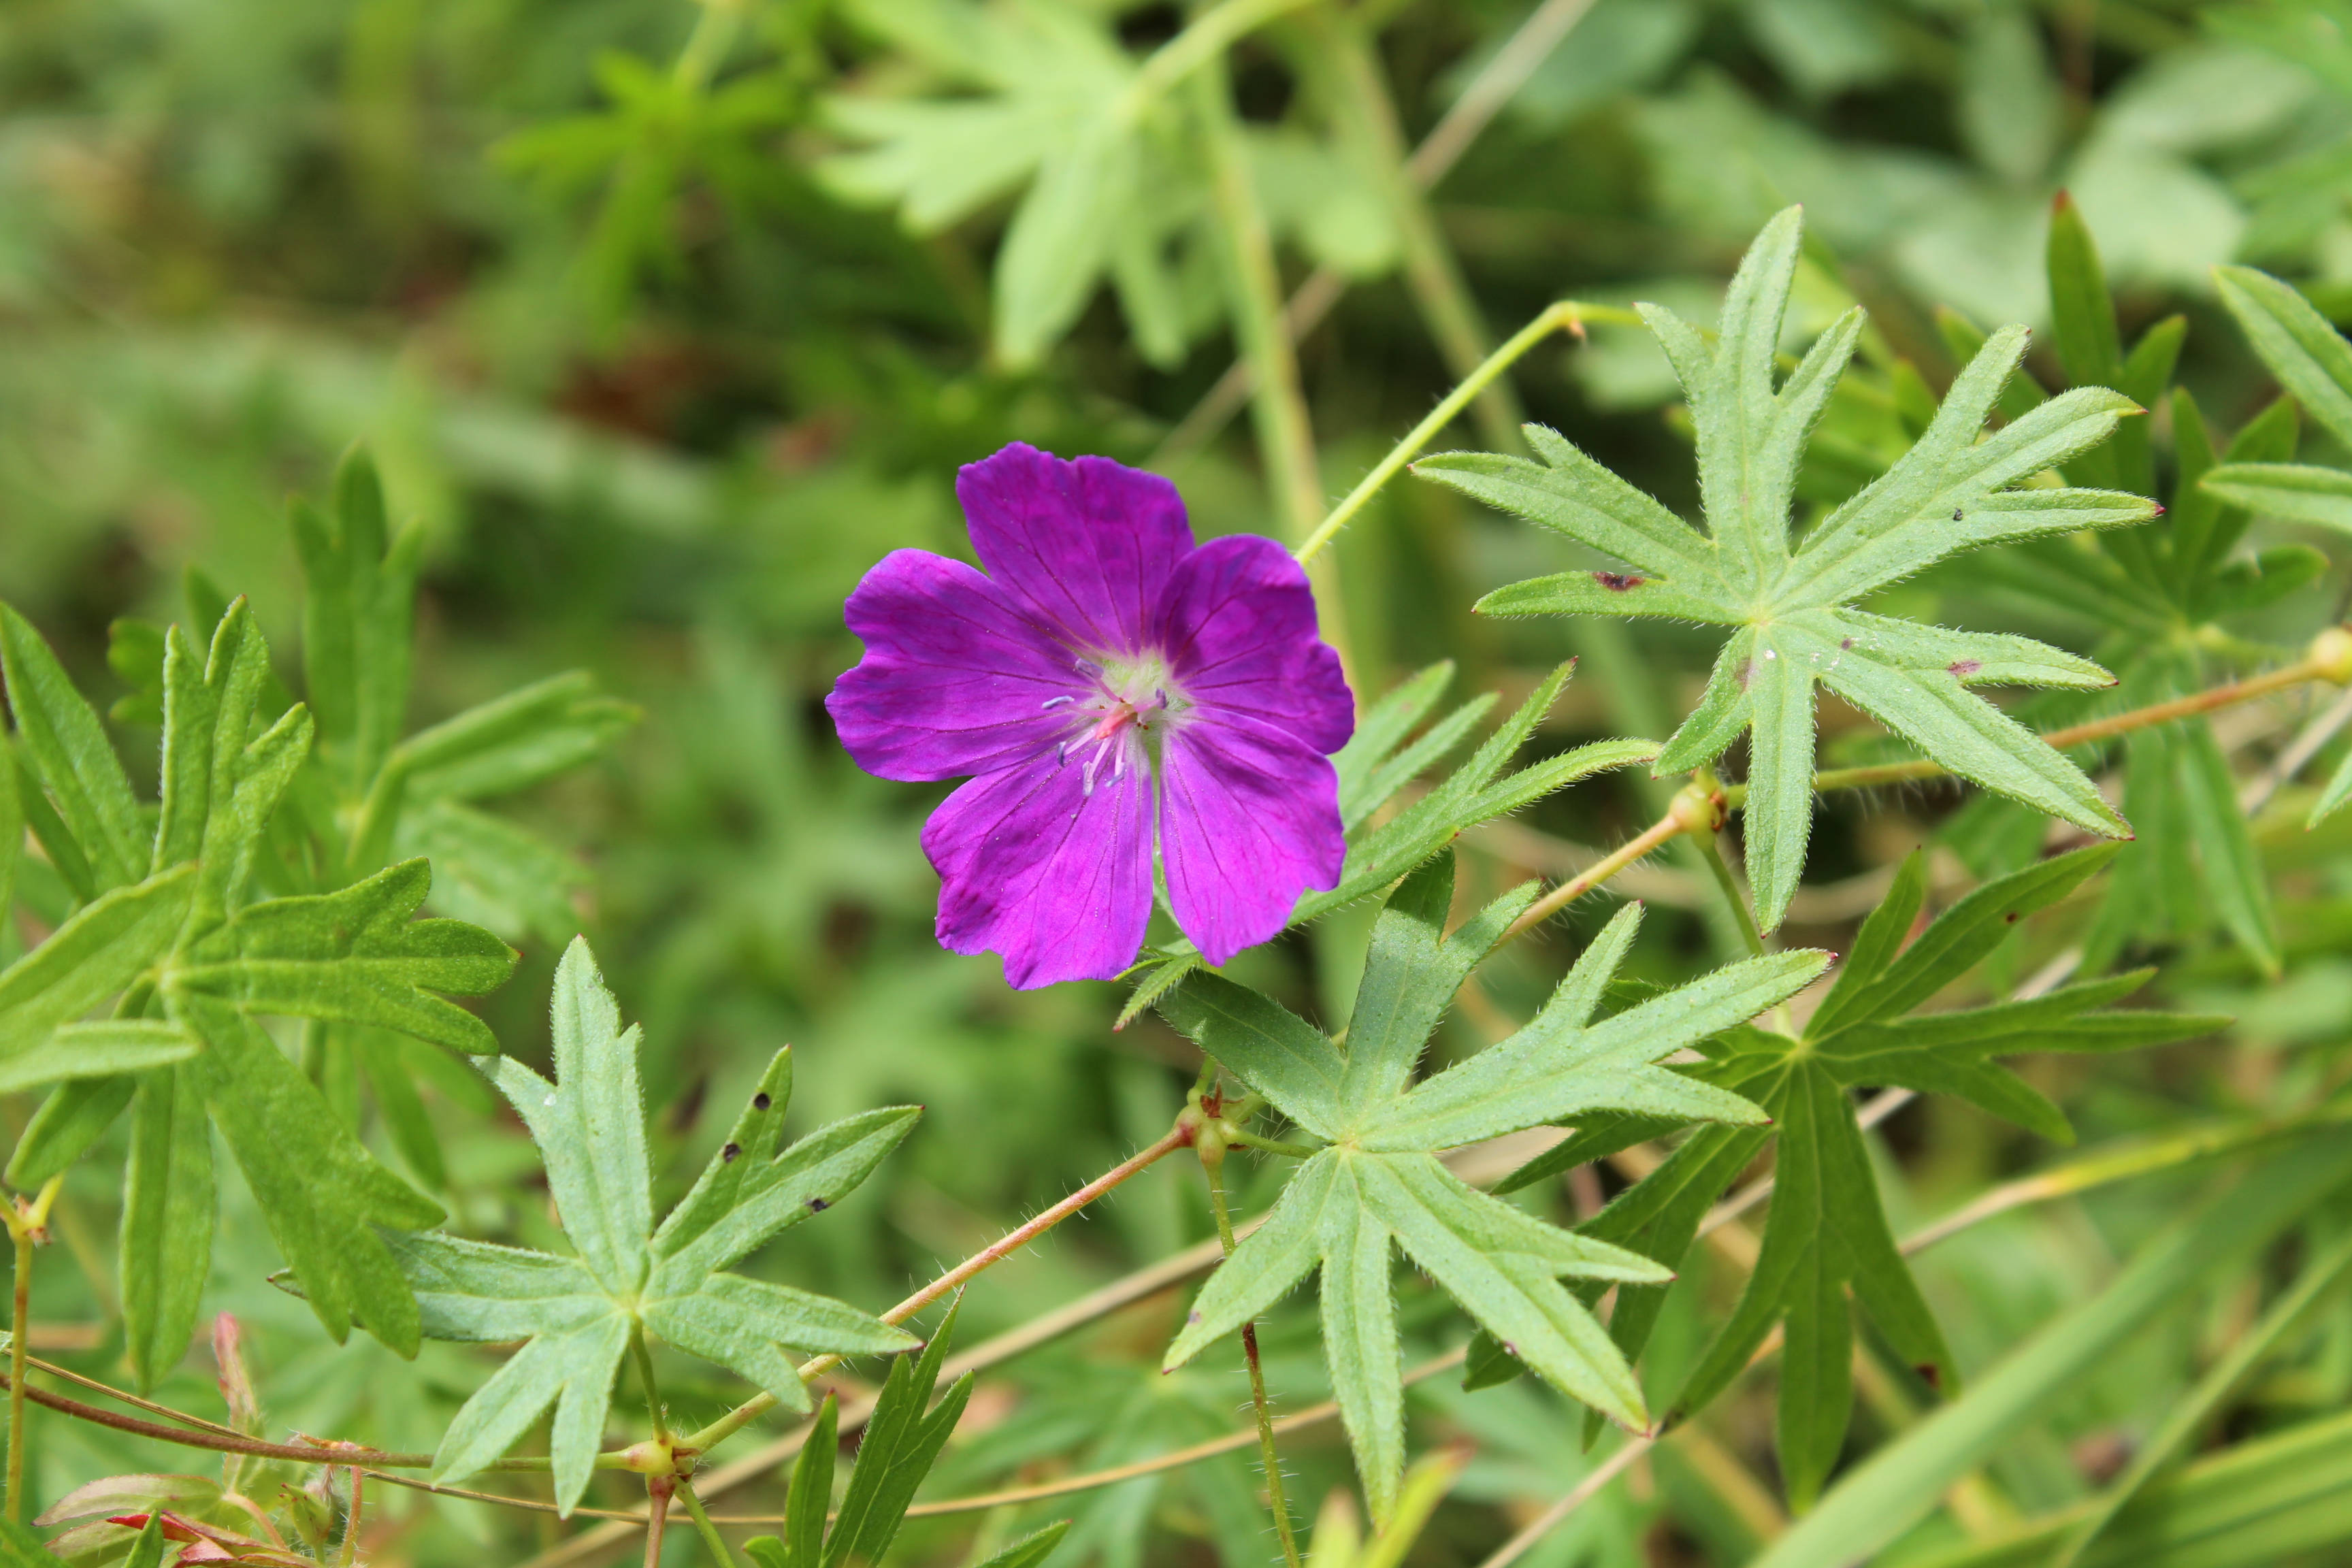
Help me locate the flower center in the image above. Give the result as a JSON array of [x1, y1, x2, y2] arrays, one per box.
[[1045, 653, 1186, 795]]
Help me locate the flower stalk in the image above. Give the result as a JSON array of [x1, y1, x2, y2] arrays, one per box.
[[5, 1176, 59, 1526], [1194, 1077, 1305, 1568]]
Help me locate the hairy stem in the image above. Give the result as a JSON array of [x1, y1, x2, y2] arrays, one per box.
[[677, 1480, 741, 1568], [5, 1177, 58, 1526], [1202, 1139, 1304, 1568], [339, 1466, 365, 1568], [7, 1221, 27, 1524], [1780, 653, 2336, 802], [1507, 647, 2347, 948], [1501, 806, 1688, 942], [1296, 301, 1639, 566]]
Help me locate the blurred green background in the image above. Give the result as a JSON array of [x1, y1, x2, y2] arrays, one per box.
[[10, 0, 2352, 1563]]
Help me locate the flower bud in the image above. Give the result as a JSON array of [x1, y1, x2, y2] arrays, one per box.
[[2310, 625, 2352, 685]]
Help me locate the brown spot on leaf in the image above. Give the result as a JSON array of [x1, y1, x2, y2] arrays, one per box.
[[808, 1196, 829, 1211], [1948, 659, 1982, 678], [753, 1092, 772, 1111], [721, 1143, 742, 1162], [1840, 638, 1854, 651], [1917, 1363, 1942, 1391], [1592, 571, 1646, 592]]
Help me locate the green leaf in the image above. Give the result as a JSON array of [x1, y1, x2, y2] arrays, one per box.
[[781, 1390, 838, 1568], [2312, 747, 2352, 828], [1157, 858, 1814, 1513], [1, 603, 147, 892], [827, 1300, 970, 1568], [368, 938, 915, 1513], [121, 1511, 169, 1568], [1420, 432, 1726, 590], [5, 1074, 137, 1188], [1295, 662, 1654, 923], [2198, 461, 2352, 532], [2196, 544, 2329, 619], [395, 798, 587, 943], [485, 937, 654, 1291], [2170, 719, 2280, 973], [118, 1062, 216, 1390], [0, 866, 195, 1084], [179, 992, 440, 1352], [968, 1520, 1075, 1568], [153, 602, 314, 922], [1155, 973, 1349, 1139], [1331, 662, 1476, 832], [1124, 664, 1649, 1021], [1341, 853, 1533, 1109], [176, 858, 517, 1052], [394, 670, 640, 804], [2048, 191, 2124, 392], [2215, 262, 2352, 451], [2046, 1229, 2352, 1568], [1588, 846, 2204, 1507], [1748, 1131, 2352, 1567], [292, 446, 423, 795], [1417, 208, 2142, 930]]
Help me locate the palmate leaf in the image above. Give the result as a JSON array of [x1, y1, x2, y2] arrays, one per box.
[[1152, 851, 1823, 1520], [355, 938, 919, 1514], [1116, 661, 1652, 1026], [1490, 846, 2227, 1512], [1416, 206, 2150, 929], [0, 598, 517, 1384], [1930, 208, 2303, 970]]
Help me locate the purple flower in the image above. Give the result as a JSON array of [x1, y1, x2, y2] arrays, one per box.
[[826, 442, 1354, 988]]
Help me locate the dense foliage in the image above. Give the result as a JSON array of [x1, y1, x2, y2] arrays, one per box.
[[7, 3, 2352, 1567]]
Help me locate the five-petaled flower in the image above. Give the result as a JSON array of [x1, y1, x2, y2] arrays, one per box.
[[827, 443, 1354, 987]]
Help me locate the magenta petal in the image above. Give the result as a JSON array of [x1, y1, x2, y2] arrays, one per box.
[[827, 549, 1085, 782], [923, 753, 1155, 989], [956, 443, 1193, 654], [1158, 716, 1344, 966], [1154, 535, 1354, 753]]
